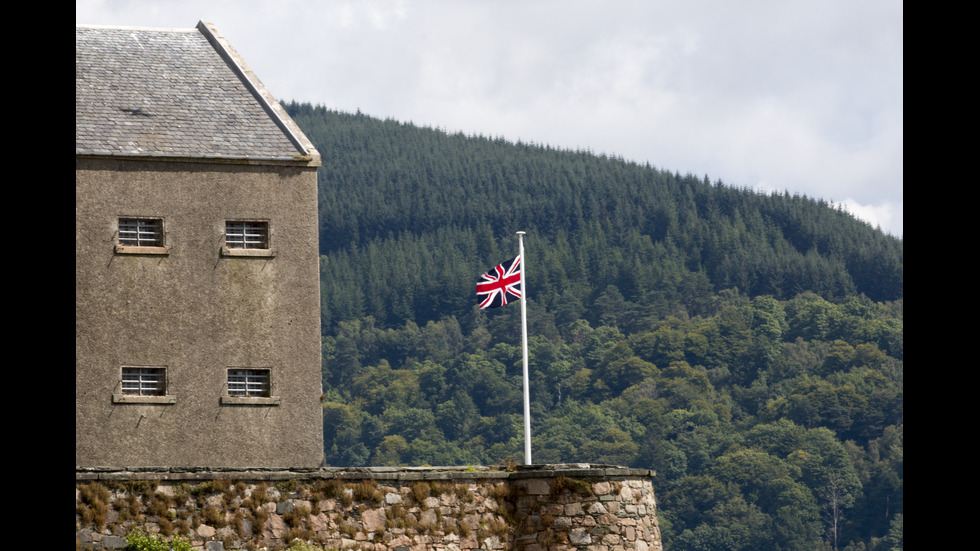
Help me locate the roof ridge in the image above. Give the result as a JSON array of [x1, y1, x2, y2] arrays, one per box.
[[75, 23, 197, 32]]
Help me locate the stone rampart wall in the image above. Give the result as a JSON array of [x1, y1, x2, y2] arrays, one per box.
[[76, 464, 662, 551]]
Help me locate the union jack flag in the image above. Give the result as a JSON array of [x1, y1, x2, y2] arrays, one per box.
[[476, 256, 523, 309]]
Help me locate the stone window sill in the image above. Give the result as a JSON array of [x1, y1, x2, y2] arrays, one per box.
[[112, 394, 177, 404], [220, 247, 276, 258], [114, 245, 171, 255], [220, 396, 281, 406]]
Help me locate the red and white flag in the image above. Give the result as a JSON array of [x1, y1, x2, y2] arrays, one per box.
[[476, 256, 522, 309]]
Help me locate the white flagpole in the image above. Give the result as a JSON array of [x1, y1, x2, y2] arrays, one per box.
[[517, 231, 532, 465]]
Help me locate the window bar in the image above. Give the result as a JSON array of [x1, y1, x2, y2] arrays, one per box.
[[119, 219, 163, 247], [121, 368, 165, 396], [225, 221, 268, 249]]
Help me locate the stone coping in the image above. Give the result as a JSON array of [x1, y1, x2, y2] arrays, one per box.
[[76, 464, 655, 482]]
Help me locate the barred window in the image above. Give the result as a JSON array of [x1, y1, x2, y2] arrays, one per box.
[[225, 221, 270, 249], [121, 367, 166, 396], [118, 218, 164, 247], [227, 368, 271, 397]]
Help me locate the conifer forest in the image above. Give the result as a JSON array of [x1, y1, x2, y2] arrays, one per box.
[[286, 102, 903, 551]]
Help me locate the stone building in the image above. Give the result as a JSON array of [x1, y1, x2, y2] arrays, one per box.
[[76, 22, 324, 468]]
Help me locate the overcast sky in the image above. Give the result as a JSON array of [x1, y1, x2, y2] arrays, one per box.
[[77, 0, 903, 236]]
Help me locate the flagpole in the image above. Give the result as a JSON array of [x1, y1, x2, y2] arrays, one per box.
[[517, 231, 532, 465]]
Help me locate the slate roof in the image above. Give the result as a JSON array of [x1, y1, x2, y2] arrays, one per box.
[[76, 22, 319, 165]]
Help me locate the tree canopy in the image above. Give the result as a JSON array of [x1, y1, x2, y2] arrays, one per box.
[[287, 102, 903, 551]]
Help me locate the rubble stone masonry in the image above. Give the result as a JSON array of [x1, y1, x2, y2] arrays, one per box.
[[76, 464, 662, 551]]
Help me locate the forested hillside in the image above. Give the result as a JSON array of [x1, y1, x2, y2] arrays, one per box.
[[285, 102, 903, 551]]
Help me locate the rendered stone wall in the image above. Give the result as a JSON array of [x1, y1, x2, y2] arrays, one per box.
[[76, 158, 324, 469], [76, 465, 662, 551]]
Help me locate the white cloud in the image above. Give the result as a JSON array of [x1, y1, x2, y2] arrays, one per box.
[[839, 199, 903, 237], [76, 0, 903, 236]]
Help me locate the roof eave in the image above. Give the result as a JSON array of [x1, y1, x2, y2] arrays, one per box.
[[75, 151, 321, 168]]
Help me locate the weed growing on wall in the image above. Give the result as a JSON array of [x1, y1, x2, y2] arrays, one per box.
[[352, 480, 383, 503], [251, 482, 270, 504], [410, 481, 431, 503], [550, 475, 595, 497], [124, 528, 191, 551], [76, 482, 110, 531], [281, 539, 370, 551]]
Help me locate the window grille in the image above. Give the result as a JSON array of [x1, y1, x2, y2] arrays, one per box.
[[227, 369, 271, 397], [121, 367, 166, 396], [119, 218, 164, 247], [225, 221, 269, 249]]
